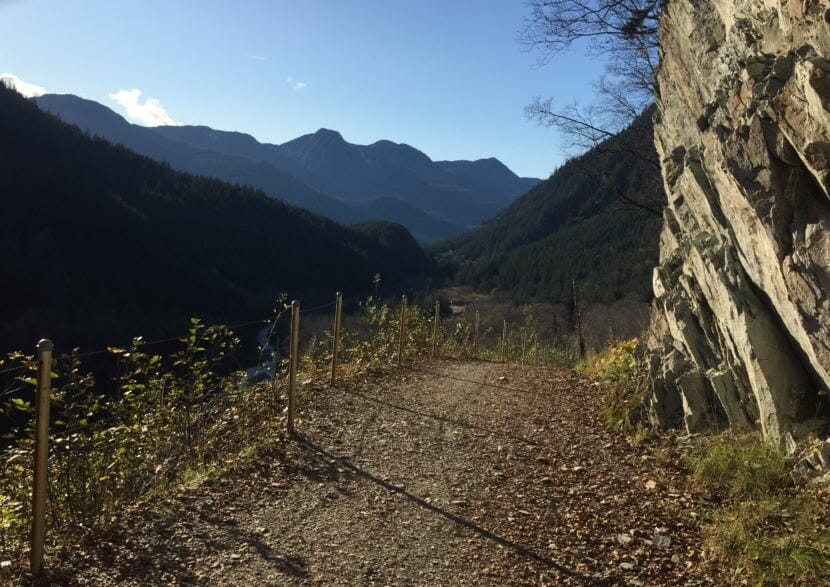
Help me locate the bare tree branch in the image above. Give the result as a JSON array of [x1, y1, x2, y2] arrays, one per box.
[[521, 0, 666, 213]]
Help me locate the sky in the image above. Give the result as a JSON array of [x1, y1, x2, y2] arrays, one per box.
[[0, 0, 607, 178]]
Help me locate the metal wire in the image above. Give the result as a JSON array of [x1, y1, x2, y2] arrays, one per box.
[[50, 314, 285, 364], [0, 386, 28, 401], [0, 363, 30, 376], [299, 300, 337, 315]]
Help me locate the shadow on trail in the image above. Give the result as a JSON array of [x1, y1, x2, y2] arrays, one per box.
[[199, 511, 310, 578], [336, 386, 538, 447], [292, 434, 601, 585], [60, 498, 309, 584]]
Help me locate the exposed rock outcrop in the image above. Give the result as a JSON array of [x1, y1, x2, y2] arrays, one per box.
[[646, 0, 830, 449]]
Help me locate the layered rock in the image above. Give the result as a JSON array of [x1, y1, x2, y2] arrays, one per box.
[[646, 0, 830, 449]]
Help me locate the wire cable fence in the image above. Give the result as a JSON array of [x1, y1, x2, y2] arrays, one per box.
[[0, 288, 586, 577]]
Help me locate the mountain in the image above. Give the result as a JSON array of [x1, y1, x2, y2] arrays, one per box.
[[34, 94, 538, 241], [154, 124, 540, 230], [435, 158, 539, 206], [278, 130, 537, 227], [33, 94, 360, 224], [148, 125, 464, 241], [433, 109, 664, 305], [0, 83, 435, 352]]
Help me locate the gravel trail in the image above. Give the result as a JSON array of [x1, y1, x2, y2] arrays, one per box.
[[61, 361, 719, 585]]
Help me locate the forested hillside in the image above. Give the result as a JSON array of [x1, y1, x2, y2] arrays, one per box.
[[0, 85, 435, 352], [433, 110, 664, 304]]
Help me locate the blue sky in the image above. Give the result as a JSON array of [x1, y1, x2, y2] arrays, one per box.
[[0, 0, 606, 178]]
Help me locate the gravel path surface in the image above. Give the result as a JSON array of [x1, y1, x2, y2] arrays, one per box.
[[58, 361, 720, 585]]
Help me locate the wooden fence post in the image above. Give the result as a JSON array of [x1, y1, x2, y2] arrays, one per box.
[[501, 320, 508, 363], [473, 310, 480, 357], [572, 279, 586, 359], [30, 338, 52, 576], [287, 301, 300, 434], [431, 300, 440, 359], [330, 292, 342, 387], [521, 330, 527, 366], [397, 294, 407, 367], [553, 311, 559, 347]]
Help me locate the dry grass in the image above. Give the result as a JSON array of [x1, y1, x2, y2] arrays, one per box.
[[686, 433, 788, 500], [686, 433, 830, 585], [583, 338, 647, 434]]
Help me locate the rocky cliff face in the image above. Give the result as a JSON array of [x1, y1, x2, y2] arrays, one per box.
[[646, 0, 830, 450]]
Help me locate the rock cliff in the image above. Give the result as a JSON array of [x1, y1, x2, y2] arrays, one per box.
[[646, 0, 830, 449]]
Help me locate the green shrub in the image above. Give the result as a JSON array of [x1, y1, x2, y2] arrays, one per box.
[[586, 338, 646, 433], [585, 337, 638, 381], [0, 319, 283, 571]]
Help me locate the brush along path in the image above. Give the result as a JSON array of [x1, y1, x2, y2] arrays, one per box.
[[58, 361, 720, 585]]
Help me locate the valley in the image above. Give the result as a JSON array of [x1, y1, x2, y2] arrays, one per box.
[[1, 0, 829, 584], [0, 85, 437, 352], [433, 110, 663, 305]]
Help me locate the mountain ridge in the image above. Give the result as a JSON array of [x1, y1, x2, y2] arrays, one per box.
[[35, 94, 539, 241]]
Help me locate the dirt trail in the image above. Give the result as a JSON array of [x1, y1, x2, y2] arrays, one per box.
[[60, 361, 719, 585]]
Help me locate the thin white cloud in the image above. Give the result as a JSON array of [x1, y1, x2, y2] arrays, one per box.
[[108, 88, 178, 126], [286, 76, 307, 91], [249, 55, 268, 62], [0, 73, 46, 97]]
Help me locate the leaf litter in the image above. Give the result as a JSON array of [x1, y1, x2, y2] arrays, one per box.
[[44, 361, 723, 585]]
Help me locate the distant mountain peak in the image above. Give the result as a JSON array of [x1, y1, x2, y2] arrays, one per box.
[[440, 156, 508, 169], [312, 128, 344, 141], [478, 156, 506, 166], [37, 93, 127, 125]]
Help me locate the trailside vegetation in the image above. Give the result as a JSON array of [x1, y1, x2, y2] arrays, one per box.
[[1, 294, 574, 577], [687, 434, 830, 584]]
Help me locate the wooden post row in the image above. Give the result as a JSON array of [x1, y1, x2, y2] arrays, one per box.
[[30, 339, 52, 576], [572, 278, 586, 359], [330, 292, 342, 387], [431, 300, 440, 359], [501, 320, 508, 363], [473, 310, 480, 357], [397, 295, 407, 366], [287, 300, 300, 434]]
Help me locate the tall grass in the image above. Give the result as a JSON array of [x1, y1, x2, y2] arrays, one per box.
[[686, 433, 830, 584]]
